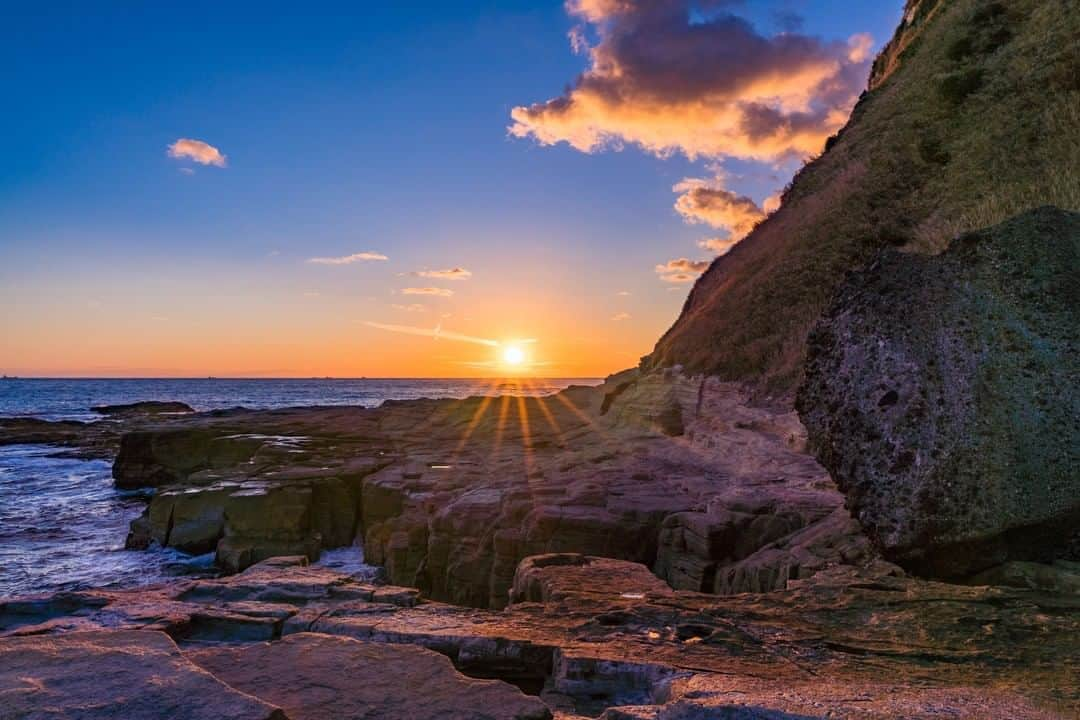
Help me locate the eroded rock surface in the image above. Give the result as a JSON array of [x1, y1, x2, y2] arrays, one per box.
[[0, 630, 285, 720], [91, 373, 875, 604], [1, 556, 1075, 719], [187, 633, 551, 720], [799, 207, 1080, 578]]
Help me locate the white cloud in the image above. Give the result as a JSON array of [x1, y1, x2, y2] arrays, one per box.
[[410, 267, 472, 280], [402, 287, 454, 297], [307, 252, 389, 265]]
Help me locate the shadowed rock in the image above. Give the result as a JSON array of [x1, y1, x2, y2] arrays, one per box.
[[92, 401, 195, 416], [798, 207, 1080, 578]]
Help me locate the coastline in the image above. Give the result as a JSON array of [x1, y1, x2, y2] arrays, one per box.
[[2, 370, 1077, 718]]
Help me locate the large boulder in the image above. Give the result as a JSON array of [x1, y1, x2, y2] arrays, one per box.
[[798, 207, 1080, 578]]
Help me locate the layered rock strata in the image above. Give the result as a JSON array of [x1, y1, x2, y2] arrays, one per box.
[[1, 555, 1076, 718], [94, 375, 873, 607]]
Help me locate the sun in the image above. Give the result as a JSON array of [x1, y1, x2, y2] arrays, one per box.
[[501, 345, 525, 366]]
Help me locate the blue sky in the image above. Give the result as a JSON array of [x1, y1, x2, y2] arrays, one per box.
[[0, 1, 904, 377]]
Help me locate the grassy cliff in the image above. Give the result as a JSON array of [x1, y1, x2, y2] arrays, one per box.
[[649, 0, 1079, 397]]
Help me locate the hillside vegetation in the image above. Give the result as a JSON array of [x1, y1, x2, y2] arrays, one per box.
[[649, 0, 1080, 397]]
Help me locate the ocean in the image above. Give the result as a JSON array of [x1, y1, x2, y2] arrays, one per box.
[[0, 378, 600, 598]]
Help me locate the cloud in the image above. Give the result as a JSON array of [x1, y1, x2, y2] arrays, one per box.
[[306, 252, 389, 265], [178, 167, 195, 176], [410, 267, 473, 280], [364, 322, 538, 348], [660, 273, 697, 284], [673, 177, 767, 239], [510, 2, 873, 163], [656, 257, 710, 283], [616, 290, 631, 296], [392, 303, 427, 313], [656, 258, 710, 274], [366, 321, 497, 346], [697, 236, 741, 255], [402, 287, 454, 297], [167, 138, 227, 167], [612, 312, 632, 321]]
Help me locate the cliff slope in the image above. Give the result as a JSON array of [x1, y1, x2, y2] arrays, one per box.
[[649, 0, 1080, 396]]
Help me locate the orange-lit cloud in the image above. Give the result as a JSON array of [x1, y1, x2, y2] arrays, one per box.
[[674, 177, 766, 238], [167, 138, 227, 167], [510, 2, 872, 162], [410, 267, 473, 280], [306, 252, 389, 265], [402, 287, 454, 297], [656, 257, 710, 283], [656, 258, 709, 274], [697, 236, 740, 255], [660, 273, 697, 284], [392, 303, 427, 313], [612, 312, 631, 321]]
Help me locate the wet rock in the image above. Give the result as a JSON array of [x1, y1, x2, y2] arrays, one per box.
[[91, 401, 195, 416], [0, 630, 286, 720], [799, 208, 1080, 578], [187, 632, 552, 720]]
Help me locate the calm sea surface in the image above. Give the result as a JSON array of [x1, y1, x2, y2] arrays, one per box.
[[0, 378, 600, 598]]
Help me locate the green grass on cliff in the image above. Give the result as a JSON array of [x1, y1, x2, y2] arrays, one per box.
[[650, 0, 1080, 397]]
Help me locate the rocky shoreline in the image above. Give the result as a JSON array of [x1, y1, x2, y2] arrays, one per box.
[[2, 345, 1078, 717]]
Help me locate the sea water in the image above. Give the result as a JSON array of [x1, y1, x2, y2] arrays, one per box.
[[0, 378, 600, 597]]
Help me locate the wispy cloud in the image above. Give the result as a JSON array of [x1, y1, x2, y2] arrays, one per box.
[[616, 290, 631, 296], [409, 267, 473, 280], [366, 321, 515, 347], [402, 287, 454, 297], [612, 312, 632, 321], [392, 303, 427, 313], [306, 252, 389, 265], [659, 273, 697, 284], [167, 138, 227, 167]]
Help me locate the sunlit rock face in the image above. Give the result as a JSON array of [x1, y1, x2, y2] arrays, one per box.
[[83, 367, 876, 608], [798, 207, 1080, 578]]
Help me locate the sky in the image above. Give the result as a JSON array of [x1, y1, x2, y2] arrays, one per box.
[[0, 1, 903, 378]]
